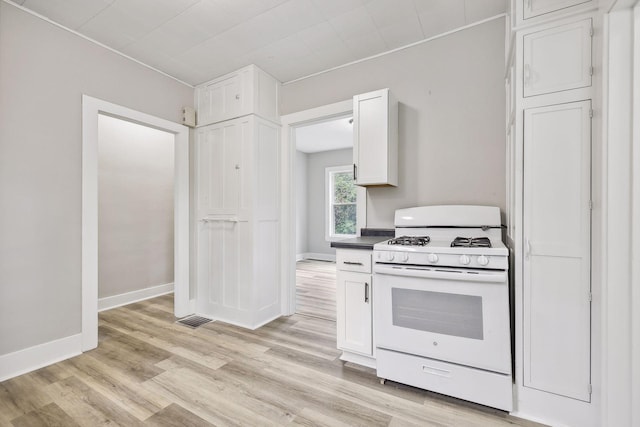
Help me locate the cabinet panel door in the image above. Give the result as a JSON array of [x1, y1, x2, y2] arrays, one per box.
[[523, 100, 591, 402], [196, 221, 239, 314], [337, 271, 372, 356], [197, 122, 241, 216], [353, 89, 391, 186], [523, 0, 591, 20], [523, 19, 592, 97]]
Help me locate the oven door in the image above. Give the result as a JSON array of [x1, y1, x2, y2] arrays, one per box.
[[373, 264, 511, 374]]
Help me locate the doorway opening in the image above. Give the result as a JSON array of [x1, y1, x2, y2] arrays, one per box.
[[280, 99, 366, 319], [97, 115, 175, 313], [81, 95, 190, 352], [294, 116, 355, 321]]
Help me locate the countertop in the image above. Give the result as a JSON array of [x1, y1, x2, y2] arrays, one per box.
[[330, 229, 394, 250]]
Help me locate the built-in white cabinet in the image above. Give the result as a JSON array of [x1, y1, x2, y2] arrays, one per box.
[[523, 100, 592, 402], [336, 249, 375, 368], [523, 19, 592, 97], [506, 6, 598, 426], [196, 115, 280, 329], [353, 88, 398, 187], [523, 0, 592, 20], [196, 65, 279, 126]]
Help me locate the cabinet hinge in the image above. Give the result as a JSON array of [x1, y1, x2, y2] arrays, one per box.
[[589, 200, 593, 210], [589, 109, 594, 118], [589, 66, 594, 76], [590, 27, 594, 37], [589, 292, 593, 302], [588, 384, 593, 395]]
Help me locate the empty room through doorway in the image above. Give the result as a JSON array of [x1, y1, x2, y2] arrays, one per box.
[[97, 115, 175, 311]]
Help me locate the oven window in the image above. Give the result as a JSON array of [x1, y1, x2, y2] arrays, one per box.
[[391, 288, 484, 340]]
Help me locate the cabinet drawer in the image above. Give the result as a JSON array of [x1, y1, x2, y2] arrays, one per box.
[[377, 349, 512, 411], [523, 19, 592, 98], [336, 250, 371, 273]]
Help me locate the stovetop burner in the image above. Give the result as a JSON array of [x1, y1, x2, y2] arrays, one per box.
[[388, 235, 430, 246], [450, 237, 492, 248]]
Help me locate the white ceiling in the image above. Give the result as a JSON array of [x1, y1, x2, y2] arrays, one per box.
[[296, 116, 353, 153], [12, 0, 506, 85]]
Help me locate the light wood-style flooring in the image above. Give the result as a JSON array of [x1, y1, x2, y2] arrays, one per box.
[[0, 294, 545, 426], [295, 259, 337, 321]]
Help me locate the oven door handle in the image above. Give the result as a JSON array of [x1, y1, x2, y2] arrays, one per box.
[[373, 264, 507, 283]]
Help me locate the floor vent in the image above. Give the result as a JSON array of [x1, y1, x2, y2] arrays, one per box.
[[176, 315, 213, 328]]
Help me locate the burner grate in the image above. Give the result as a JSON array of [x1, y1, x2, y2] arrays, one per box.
[[388, 235, 430, 246], [450, 237, 492, 248]]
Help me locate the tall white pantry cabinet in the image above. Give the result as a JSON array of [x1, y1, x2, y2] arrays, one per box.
[[505, 1, 599, 426], [194, 65, 281, 329]]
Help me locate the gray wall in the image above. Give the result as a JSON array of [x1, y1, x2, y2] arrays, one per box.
[[98, 115, 175, 299], [281, 18, 506, 228], [305, 148, 353, 256], [0, 3, 193, 355], [295, 150, 308, 256]]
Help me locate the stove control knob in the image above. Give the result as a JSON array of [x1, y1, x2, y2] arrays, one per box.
[[459, 255, 471, 265], [477, 255, 489, 266], [399, 253, 409, 263], [386, 252, 395, 261], [427, 253, 439, 263]]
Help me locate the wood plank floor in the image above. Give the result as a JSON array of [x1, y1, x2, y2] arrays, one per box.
[[296, 260, 337, 321], [0, 294, 545, 427]]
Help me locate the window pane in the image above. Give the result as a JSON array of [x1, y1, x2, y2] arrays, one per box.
[[333, 172, 357, 204], [334, 204, 356, 235]]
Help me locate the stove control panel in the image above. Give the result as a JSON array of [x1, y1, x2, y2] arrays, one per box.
[[374, 250, 507, 270]]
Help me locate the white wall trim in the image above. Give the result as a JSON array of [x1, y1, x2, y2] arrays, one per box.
[[98, 283, 174, 312], [283, 14, 507, 85], [2, 0, 193, 88], [82, 95, 190, 352], [601, 3, 638, 425], [280, 100, 353, 316], [0, 334, 82, 382], [299, 253, 337, 262]]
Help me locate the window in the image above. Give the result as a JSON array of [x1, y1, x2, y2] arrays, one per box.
[[326, 165, 364, 239]]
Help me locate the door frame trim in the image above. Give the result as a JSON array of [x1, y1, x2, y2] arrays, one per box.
[[279, 99, 353, 316], [81, 95, 190, 351]]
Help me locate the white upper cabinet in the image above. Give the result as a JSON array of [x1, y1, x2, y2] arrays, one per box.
[[196, 65, 279, 126], [523, 19, 592, 97], [353, 88, 398, 187], [523, 0, 592, 20]]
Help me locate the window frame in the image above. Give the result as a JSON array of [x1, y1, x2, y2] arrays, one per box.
[[325, 165, 366, 241]]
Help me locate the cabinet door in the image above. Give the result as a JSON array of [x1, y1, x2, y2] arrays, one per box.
[[197, 75, 242, 125], [196, 220, 239, 315], [196, 122, 241, 216], [523, 100, 591, 402], [337, 271, 372, 356], [353, 88, 397, 186], [523, 0, 591, 20], [523, 19, 592, 97]]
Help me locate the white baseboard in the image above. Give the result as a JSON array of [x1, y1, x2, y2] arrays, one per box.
[[98, 282, 174, 312], [296, 253, 304, 261], [299, 252, 336, 262], [0, 334, 82, 382]]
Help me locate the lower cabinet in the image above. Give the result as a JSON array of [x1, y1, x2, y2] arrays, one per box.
[[336, 249, 375, 368]]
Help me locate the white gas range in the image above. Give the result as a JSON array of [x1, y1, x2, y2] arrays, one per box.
[[372, 205, 513, 411]]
